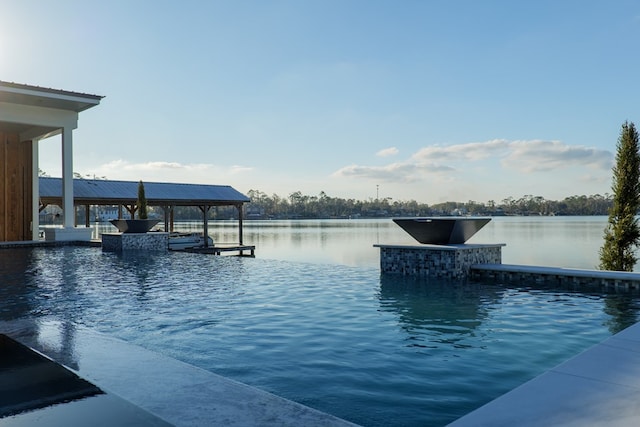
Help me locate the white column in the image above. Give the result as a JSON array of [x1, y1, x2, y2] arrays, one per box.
[[31, 138, 40, 240], [61, 127, 74, 228]]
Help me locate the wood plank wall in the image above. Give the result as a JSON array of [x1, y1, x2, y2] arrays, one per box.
[[0, 132, 33, 241]]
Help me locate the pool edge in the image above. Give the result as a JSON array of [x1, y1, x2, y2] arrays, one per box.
[[448, 320, 640, 426], [0, 317, 359, 427]]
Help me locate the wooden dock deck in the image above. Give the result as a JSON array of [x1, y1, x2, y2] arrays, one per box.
[[0, 239, 255, 257], [182, 244, 255, 257]]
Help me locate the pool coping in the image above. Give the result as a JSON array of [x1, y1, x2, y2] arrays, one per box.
[[448, 320, 640, 426], [0, 318, 358, 427], [472, 263, 640, 280], [373, 243, 507, 251], [470, 263, 640, 291]]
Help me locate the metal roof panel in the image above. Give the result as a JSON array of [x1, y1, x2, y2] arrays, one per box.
[[39, 177, 250, 205]]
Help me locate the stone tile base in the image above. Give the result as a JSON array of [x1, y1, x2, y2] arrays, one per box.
[[102, 232, 169, 252], [471, 264, 640, 291], [374, 243, 505, 279]]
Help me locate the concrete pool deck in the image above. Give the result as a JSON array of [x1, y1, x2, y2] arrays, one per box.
[[0, 318, 357, 427], [5, 318, 640, 427], [449, 320, 640, 426]]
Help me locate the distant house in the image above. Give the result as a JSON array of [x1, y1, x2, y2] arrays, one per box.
[[94, 206, 121, 222], [246, 205, 265, 219]]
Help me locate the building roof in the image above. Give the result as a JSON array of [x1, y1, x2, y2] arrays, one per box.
[[39, 177, 250, 207], [0, 80, 103, 113]]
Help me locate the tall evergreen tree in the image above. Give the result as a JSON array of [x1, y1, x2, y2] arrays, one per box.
[[599, 121, 640, 271], [137, 180, 148, 219]]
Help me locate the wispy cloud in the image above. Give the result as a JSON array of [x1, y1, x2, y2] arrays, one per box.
[[376, 147, 399, 157], [137, 161, 209, 171], [87, 160, 253, 183], [411, 139, 509, 163], [333, 162, 453, 182], [98, 160, 209, 172], [333, 139, 613, 183], [230, 165, 254, 174], [502, 140, 612, 172]]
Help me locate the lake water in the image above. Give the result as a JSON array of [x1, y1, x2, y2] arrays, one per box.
[[94, 215, 615, 269], [4, 216, 640, 426]]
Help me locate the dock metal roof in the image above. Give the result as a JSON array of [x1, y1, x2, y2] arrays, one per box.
[[39, 177, 250, 207]]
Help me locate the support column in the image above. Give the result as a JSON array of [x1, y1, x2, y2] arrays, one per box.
[[61, 127, 74, 228], [85, 204, 90, 227], [237, 204, 244, 245], [31, 138, 40, 240], [203, 205, 210, 247], [44, 127, 91, 242], [162, 206, 169, 231]]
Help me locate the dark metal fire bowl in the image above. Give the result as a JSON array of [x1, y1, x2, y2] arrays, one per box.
[[109, 219, 160, 233], [392, 217, 491, 245]]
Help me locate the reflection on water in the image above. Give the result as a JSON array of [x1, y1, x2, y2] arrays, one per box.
[[480, 216, 612, 270], [0, 321, 173, 426], [0, 248, 36, 321], [604, 295, 640, 334], [90, 216, 616, 269], [0, 332, 103, 418], [90, 219, 417, 267], [379, 275, 505, 348]]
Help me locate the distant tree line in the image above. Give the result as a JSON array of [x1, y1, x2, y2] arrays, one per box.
[[73, 189, 614, 221], [42, 170, 614, 220], [241, 190, 614, 219]]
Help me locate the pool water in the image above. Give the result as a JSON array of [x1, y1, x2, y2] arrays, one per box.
[[1, 246, 639, 426]]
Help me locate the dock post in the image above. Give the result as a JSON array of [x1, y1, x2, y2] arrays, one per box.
[[237, 203, 244, 245], [201, 205, 211, 247]]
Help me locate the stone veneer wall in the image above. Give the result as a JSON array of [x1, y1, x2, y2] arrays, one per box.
[[470, 267, 640, 291], [376, 244, 504, 279], [102, 233, 169, 252]]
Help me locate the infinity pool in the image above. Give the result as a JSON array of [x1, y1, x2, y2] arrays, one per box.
[[1, 246, 639, 426]]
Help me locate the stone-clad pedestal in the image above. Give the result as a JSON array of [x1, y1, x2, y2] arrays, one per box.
[[102, 232, 169, 252], [375, 243, 505, 279]]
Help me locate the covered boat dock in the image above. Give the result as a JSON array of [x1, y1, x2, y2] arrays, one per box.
[[39, 177, 251, 248]]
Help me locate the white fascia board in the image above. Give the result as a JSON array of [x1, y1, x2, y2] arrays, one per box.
[[0, 101, 78, 129], [0, 85, 101, 108]]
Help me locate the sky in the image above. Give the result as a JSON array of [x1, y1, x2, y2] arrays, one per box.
[[1, 1, 639, 205]]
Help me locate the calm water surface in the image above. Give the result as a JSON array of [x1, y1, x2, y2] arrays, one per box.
[[4, 217, 640, 426], [161, 216, 615, 269]]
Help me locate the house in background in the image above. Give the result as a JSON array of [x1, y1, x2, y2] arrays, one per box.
[[0, 81, 103, 242]]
